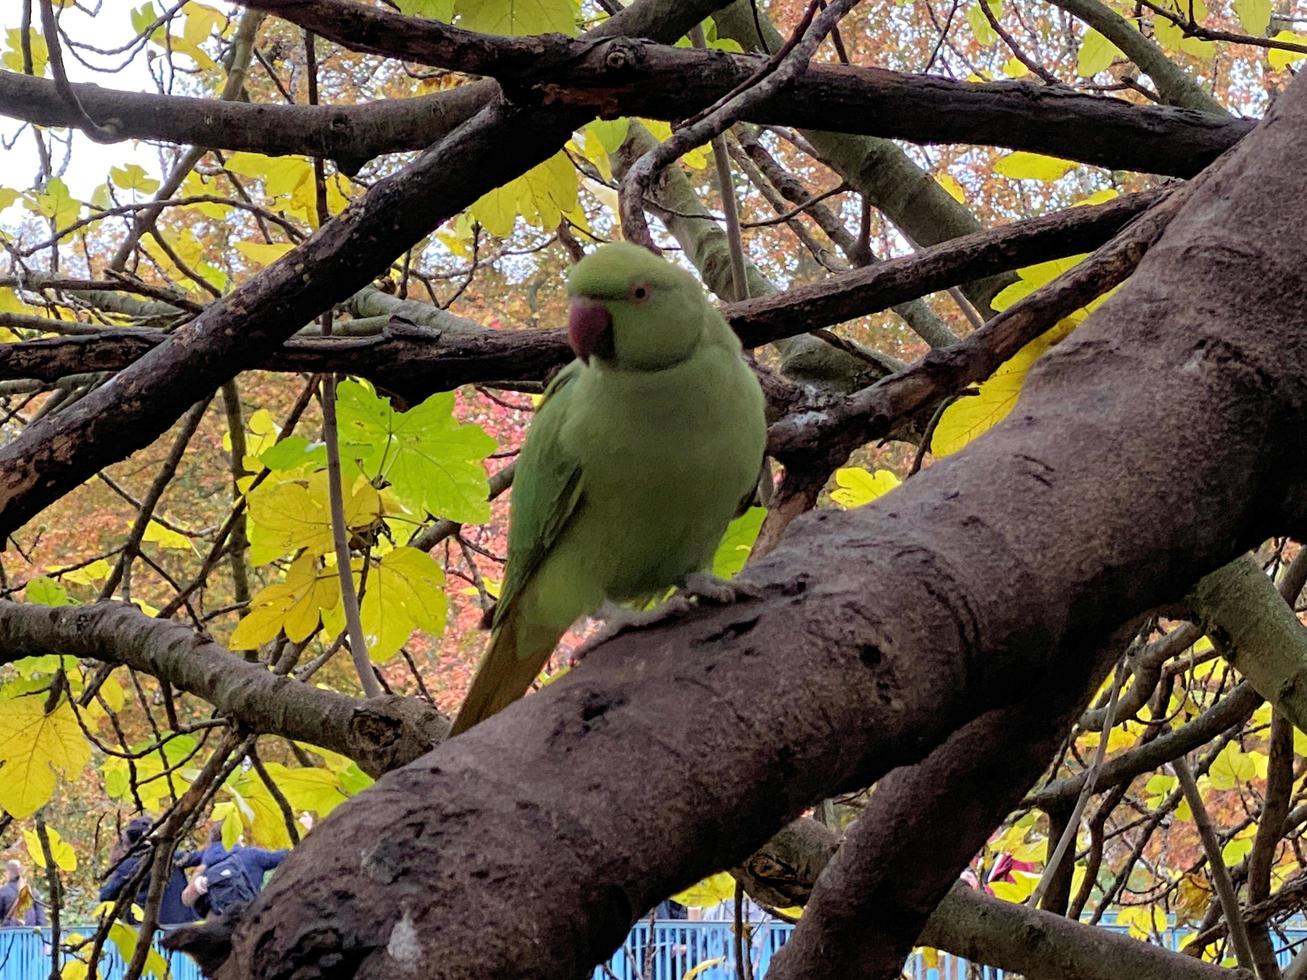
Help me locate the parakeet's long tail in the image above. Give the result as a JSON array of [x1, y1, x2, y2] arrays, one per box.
[[449, 605, 562, 736]]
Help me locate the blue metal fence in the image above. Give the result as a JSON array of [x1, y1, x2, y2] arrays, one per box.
[[2, 919, 1304, 979]]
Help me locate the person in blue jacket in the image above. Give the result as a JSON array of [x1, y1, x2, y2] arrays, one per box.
[[181, 822, 288, 917], [98, 817, 197, 927]]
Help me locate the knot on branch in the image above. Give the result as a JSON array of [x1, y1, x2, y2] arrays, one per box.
[[600, 37, 643, 72], [348, 695, 449, 776]]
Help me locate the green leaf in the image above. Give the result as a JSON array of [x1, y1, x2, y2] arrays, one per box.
[[26, 178, 81, 228], [965, 0, 1000, 46], [454, 0, 579, 36], [24, 576, 73, 606], [1233, 0, 1270, 34], [1076, 28, 1123, 77], [260, 436, 328, 472], [396, 0, 455, 19], [587, 118, 630, 154], [110, 163, 161, 195], [335, 380, 496, 524], [712, 508, 766, 580]]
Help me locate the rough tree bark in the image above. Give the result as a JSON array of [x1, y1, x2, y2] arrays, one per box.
[[172, 68, 1307, 980]]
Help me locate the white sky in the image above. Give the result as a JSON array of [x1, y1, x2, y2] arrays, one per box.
[[0, 3, 237, 213]]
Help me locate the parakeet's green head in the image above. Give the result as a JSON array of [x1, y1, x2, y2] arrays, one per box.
[[565, 242, 711, 371]]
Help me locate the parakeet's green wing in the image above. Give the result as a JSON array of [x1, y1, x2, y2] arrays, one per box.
[[492, 361, 586, 635]]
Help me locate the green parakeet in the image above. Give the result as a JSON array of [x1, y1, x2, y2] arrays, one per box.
[[449, 242, 767, 735]]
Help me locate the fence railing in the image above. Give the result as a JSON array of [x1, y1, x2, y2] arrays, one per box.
[[3, 918, 1304, 979]]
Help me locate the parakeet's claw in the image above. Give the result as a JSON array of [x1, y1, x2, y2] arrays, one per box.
[[574, 577, 760, 661], [574, 597, 696, 660], [680, 572, 763, 605]]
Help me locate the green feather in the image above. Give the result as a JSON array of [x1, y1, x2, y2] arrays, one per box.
[[450, 244, 766, 735]]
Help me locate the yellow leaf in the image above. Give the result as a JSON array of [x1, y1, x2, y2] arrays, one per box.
[[931, 316, 1078, 456], [224, 774, 294, 849], [1077, 28, 1123, 76], [180, 171, 231, 219], [3, 29, 48, 76], [357, 547, 447, 662], [1269, 32, 1307, 69], [24, 825, 77, 871], [1153, 11, 1215, 60], [246, 470, 381, 564], [1233, 0, 1270, 34], [141, 519, 193, 551], [919, 948, 940, 969], [1001, 56, 1028, 77], [110, 164, 160, 195], [829, 468, 901, 509], [0, 696, 91, 818], [256, 762, 348, 817], [682, 959, 725, 980], [468, 151, 580, 236], [994, 152, 1079, 182], [936, 173, 966, 203], [230, 553, 340, 649], [989, 869, 1039, 903], [455, 0, 579, 36], [1116, 903, 1165, 939], [234, 241, 297, 267], [639, 120, 710, 169], [107, 920, 170, 979], [671, 872, 736, 908], [1208, 742, 1257, 790], [1074, 188, 1119, 207], [183, 2, 226, 45], [1222, 826, 1255, 865]]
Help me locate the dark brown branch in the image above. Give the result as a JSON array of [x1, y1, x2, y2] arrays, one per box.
[[0, 190, 1161, 399], [766, 636, 1121, 979], [0, 47, 1252, 177], [0, 600, 446, 776], [766, 184, 1186, 474]]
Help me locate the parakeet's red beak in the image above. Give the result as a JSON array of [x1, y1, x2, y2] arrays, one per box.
[[568, 298, 614, 364]]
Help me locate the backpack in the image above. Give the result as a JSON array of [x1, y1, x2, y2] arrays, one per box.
[[203, 853, 260, 915]]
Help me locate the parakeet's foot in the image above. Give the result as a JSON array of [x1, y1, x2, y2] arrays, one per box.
[[573, 577, 761, 660], [679, 572, 763, 605], [574, 597, 697, 660]]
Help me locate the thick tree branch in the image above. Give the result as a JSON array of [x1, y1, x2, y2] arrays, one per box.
[[0, 190, 1160, 402], [0, 600, 446, 776], [184, 74, 1307, 979], [767, 636, 1121, 979], [740, 822, 1251, 980], [0, 45, 1251, 177]]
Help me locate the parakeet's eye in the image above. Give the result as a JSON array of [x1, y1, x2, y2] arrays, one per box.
[[629, 283, 651, 303]]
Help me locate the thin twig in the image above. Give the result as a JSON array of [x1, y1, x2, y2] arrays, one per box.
[[1174, 755, 1259, 974]]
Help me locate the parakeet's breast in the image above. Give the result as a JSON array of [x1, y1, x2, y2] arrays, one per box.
[[561, 344, 765, 602]]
